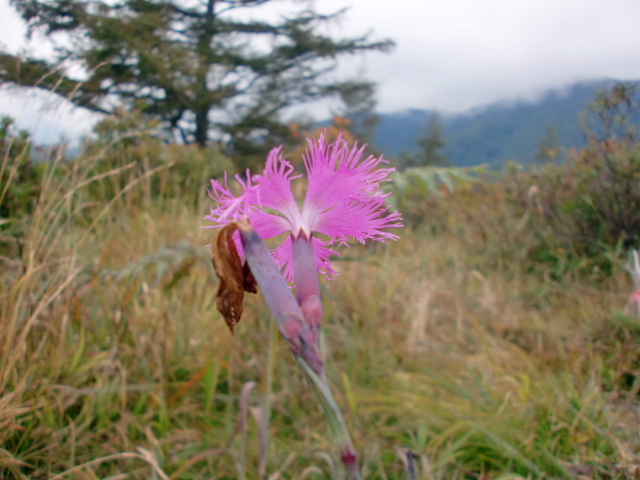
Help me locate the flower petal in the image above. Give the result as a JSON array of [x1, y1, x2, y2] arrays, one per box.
[[272, 235, 296, 283], [249, 211, 292, 240], [312, 236, 339, 279], [205, 172, 252, 223], [253, 146, 306, 234], [206, 172, 293, 263], [312, 196, 403, 244], [273, 235, 339, 282], [301, 134, 396, 228], [300, 134, 401, 245]]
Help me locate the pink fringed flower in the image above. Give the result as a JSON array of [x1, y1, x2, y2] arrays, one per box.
[[208, 136, 400, 473], [205, 134, 403, 281]]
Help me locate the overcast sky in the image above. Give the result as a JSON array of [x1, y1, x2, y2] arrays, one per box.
[[1, 0, 640, 143]]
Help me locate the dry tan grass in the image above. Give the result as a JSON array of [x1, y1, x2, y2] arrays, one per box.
[[1, 136, 639, 479]]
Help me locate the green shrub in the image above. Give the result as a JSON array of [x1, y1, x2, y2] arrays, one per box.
[[393, 84, 640, 281], [512, 84, 640, 276], [0, 116, 44, 221], [80, 110, 237, 208]]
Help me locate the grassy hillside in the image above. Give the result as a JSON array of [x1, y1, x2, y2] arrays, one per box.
[[1, 114, 640, 480]]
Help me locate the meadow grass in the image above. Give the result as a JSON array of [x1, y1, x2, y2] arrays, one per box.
[[1, 137, 639, 480]]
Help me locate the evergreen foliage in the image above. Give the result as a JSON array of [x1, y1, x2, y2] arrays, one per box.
[[400, 112, 451, 167], [0, 117, 43, 221], [534, 125, 561, 163], [0, 0, 392, 164], [334, 80, 380, 145]]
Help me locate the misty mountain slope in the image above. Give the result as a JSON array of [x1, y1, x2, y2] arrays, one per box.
[[372, 79, 640, 168]]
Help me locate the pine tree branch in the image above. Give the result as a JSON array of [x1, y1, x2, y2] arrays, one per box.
[[0, 53, 109, 114]]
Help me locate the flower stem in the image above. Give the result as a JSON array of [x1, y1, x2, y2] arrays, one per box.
[[295, 356, 362, 480], [239, 221, 324, 376], [237, 221, 361, 478]]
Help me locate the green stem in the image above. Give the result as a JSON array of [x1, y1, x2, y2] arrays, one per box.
[[295, 356, 362, 480]]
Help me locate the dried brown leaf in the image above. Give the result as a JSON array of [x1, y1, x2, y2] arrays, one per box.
[[211, 222, 258, 333], [243, 261, 258, 294]]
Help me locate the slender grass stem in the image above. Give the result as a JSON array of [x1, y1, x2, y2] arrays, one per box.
[[259, 315, 278, 480]]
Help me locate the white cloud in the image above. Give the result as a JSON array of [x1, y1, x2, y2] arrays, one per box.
[[0, 86, 98, 145], [0, 1, 27, 53], [1, 0, 640, 139], [316, 0, 640, 112]]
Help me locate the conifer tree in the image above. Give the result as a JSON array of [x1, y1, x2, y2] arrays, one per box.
[[535, 125, 561, 163], [0, 0, 392, 158], [402, 112, 451, 168], [334, 80, 380, 145]]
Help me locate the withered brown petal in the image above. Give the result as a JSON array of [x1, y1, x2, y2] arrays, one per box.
[[243, 261, 258, 294], [211, 222, 257, 333]]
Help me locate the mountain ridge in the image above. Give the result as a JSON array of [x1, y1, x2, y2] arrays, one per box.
[[370, 79, 640, 168]]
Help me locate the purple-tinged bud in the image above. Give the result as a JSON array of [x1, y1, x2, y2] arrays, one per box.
[[301, 295, 323, 329], [238, 220, 324, 377], [293, 235, 322, 305], [293, 234, 324, 330], [238, 221, 303, 331]]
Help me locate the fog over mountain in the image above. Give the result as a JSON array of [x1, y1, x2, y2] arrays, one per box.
[[371, 79, 640, 168], [3, 79, 640, 168]]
